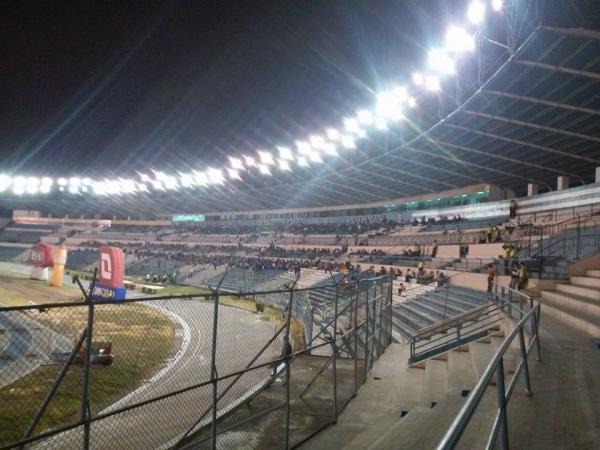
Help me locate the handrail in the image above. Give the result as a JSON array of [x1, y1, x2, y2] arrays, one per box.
[[437, 283, 541, 449], [412, 302, 495, 340]]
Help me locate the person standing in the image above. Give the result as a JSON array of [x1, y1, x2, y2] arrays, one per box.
[[509, 199, 518, 219], [486, 264, 497, 295]]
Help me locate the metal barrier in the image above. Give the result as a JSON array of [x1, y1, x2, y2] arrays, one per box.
[[0, 271, 392, 450], [437, 283, 541, 450]]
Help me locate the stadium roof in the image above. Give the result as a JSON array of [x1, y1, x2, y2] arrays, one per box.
[[3, 25, 600, 216], [133, 26, 600, 213]]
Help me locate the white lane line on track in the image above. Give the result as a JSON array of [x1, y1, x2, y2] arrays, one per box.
[[99, 302, 192, 414]]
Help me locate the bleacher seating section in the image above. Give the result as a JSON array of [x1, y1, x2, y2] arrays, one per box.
[[0, 246, 27, 262], [65, 249, 98, 270], [391, 286, 489, 342]]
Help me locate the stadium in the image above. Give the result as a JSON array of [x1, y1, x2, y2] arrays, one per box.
[[0, 1, 599, 449]]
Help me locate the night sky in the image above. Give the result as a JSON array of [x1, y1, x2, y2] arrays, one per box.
[[1, 0, 596, 179], [0, 0, 478, 178]]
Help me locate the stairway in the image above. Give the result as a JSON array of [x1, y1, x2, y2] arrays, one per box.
[[539, 269, 600, 336], [300, 340, 500, 450], [390, 286, 490, 344]]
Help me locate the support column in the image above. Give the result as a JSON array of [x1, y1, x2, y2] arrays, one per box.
[[557, 176, 570, 191], [527, 183, 539, 196], [596, 167, 600, 183]]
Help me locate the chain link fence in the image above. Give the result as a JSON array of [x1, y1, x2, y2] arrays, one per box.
[[0, 272, 392, 449]]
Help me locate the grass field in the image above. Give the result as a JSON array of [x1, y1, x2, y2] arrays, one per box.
[[0, 303, 176, 446]]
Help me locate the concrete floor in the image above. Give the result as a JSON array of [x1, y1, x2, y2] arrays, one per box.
[[505, 314, 600, 450], [300, 314, 600, 449]]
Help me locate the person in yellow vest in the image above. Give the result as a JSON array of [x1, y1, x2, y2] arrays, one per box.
[[518, 263, 529, 290], [486, 224, 493, 243]]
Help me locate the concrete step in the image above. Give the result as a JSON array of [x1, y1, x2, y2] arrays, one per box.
[[570, 275, 600, 289], [469, 341, 496, 384], [542, 291, 600, 319], [555, 283, 600, 302], [364, 397, 476, 450], [422, 359, 449, 406], [585, 269, 600, 278], [540, 295, 600, 337], [447, 349, 477, 395]]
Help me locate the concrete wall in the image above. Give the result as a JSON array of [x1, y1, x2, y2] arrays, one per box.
[[468, 243, 505, 259]]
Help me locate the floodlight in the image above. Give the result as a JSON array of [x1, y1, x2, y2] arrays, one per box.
[[296, 141, 312, 155], [258, 151, 275, 165], [137, 183, 149, 192], [326, 128, 340, 141], [445, 26, 475, 52], [258, 164, 271, 175], [296, 156, 309, 167], [308, 151, 323, 163], [278, 159, 292, 171], [344, 118, 361, 134], [309, 135, 327, 149], [412, 73, 424, 86], [25, 184, 38, 194], [13, 176, 26, 187], [243, 155, 256, 167], [277, 146, 294, 160], [323, 143, 338, 156], [425, 75, 441, 92], [340, 135, 356, 149], [57, 177, 68, 186], [375, 118, 388, 130], [491, 0, 503, 12], [429, 49, 455, 75], [163, 176, 179, 190], [193, 171, 208, 186], [376, 89, 405, 120], [468, 1, 486, 24], [121, 179, 137, 193], [0, 175, 11, 191], [151, 180, 165, 191], [26, 177, 39, 186], [69, 177, 81, 187], [229, 157, 244, 170], [207, 168, 225, 184], [40, 184, 51, 194], [68, 185, 79, 194], [13, 185, 25, 195], [227, 168, 241, 180], [408, 96, 417, 108], [357, 110, 374, 125], [179, 173, 194, 187], [139, 173, 151, 182]]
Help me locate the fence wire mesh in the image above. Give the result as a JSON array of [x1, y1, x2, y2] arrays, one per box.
[[0, 272, 392, 450]]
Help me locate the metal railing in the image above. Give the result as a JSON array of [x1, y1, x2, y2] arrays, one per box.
[[0, 270, 393, 450], [437, 283, 541, 449]]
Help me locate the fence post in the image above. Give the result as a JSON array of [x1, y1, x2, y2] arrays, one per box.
[[388, 275, 393, 345], [80, 268, 98, 450], [332, 283, 339, 422], [518, 327, 533, 396], [495, 358, 509, 450], [285, 284, 295, 449], [353, 281, 360, 396], [364, 281, 370, 379], [210, 289, 220, 449]]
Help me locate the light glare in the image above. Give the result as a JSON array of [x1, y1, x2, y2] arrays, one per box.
[[412, 73, 424, 86], [445, 26, 475, 53], [429, 49, 456, 74], [277, 146, 294, 160], [326, 128, 340, 141], [468, 1, 486, 24], [278, 159, 292, 171], [229, 157, 244, 170], [425, 75, 441, 92], [491, 0, 503, 12]]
